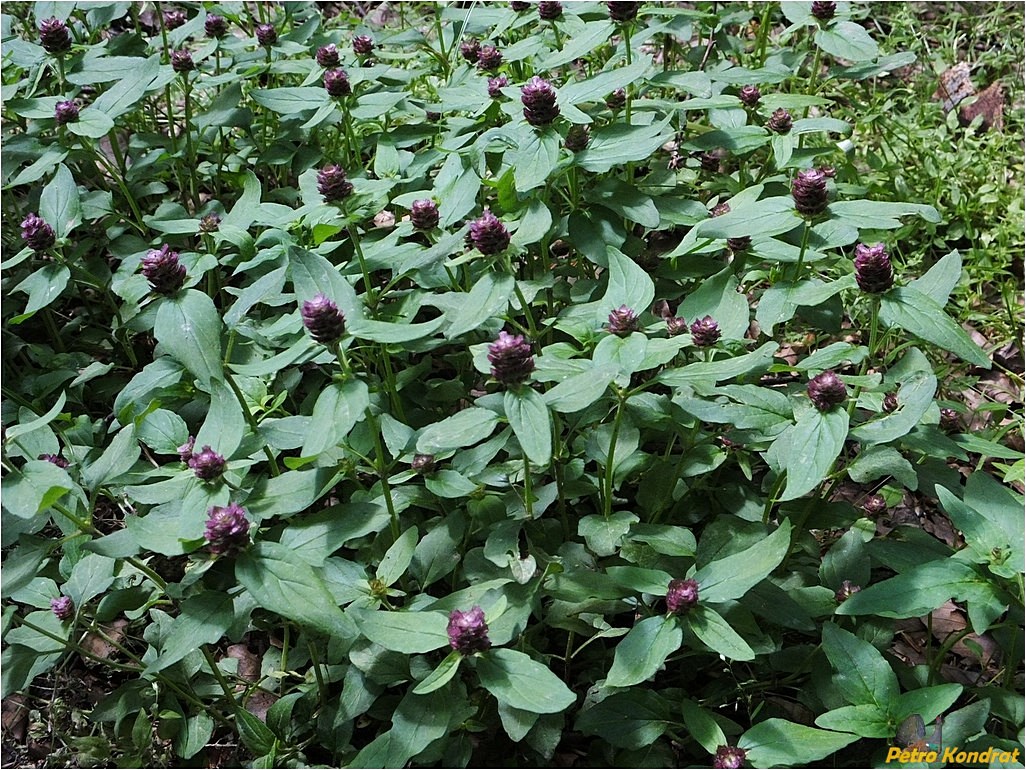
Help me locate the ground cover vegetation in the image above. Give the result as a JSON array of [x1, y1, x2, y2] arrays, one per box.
[[1, 0, 1023, 767]]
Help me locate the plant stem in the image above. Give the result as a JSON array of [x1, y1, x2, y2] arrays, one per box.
[[603, 391, 626, 520], [523, 454, 534, 518], [347, 224, 375, 306], [182, 73, 198, 211], [224, 371, 281, 476], [368, 410, 400, 539], [792, 220, 812, 281]]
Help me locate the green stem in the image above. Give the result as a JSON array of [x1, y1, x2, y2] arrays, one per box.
[[347, 224, 375, 307], [182, 74, 198, 211], [523, 454, 534, 519], [603, 392, 626, 520], [81, 138, 146, 232], [792, 220, 812, 281], [224, 371, 281, 476], [368, 410, 400, 539], [307, 640, 327, 708], [201, 646, 240, 706], [761, 472, 787, 525]]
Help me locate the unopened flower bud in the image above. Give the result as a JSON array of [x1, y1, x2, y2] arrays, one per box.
[[204, 502, 250, 555], [410, 199, 440, 230], [767, 107, 793, 134], [666, 578, 699, 613], [713, 745, 746, 769], [317, 164, 353, 202], [38, 453, 70, 468], [21, 213, 56, 252], [853, 243, 894, 293], [807, 370, 847, 412], [255, 23, 277, 47], [511, 1, 530, 10], [178, 436, 196, 464], [521, 76, 560, 126], [811, 1, 836, 20], [460, 38, 481, 63], [690, 315, 721, 347], [51, 596, 74, 621], [608, 1, 641, 22], [469, 209, 510, 254], [939, 408, 961, 433], [882, 392, 898, 413], [171, 49, 194, 73], [606, 88, 626, 110], [412, 454, 436, 474], [163, 10, 187, 30], [727, 236, 751, 253], [791, 168, 828, 218], [666, 316, 688, 337], [188, 445, 226, 480], [538, 1, 563, 20], [607, 305, 639, 336], [324, 68, 351, 98], [302, 293, 346, 344], [488, 331, 534, 386], [199, 214, 221, 233], [38, 17, 72, 55], [477, 45, 503, 72], [834, 579, 861, 603], [142, 244, 186, 295], [710, 201, 730, 218], [487, 75, 509, 98], [54, 100, 79, 125], [738, 84, 761, 107], [863, 494, 886, 515], [205, 14, 228, 39], [447, 606, 491, 655], [316, 43, 340, 67], [564, 124, 590, 152], [353, 34, 374, 55]]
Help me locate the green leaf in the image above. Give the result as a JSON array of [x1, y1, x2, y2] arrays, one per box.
[[543, 364, 617, 413], [510, 199, 553, 249], [514, 129, 560, 193], [741, 719, 860, 767], [289, 245, 363, 323], [476, 648, 576, 714], [964, 472, 1025, 573], [137, 408, 189, 455], [686, 605, 755, 660], [937, 485, 1021, 572], [145, 592, 234, 674], [67, 108, 116, 138], [504, 388, 552, 466], [585, 178, 660, 229], [756, 277, 855, 336], [891, 684, 962, 725], [154, 290, 224, 387], [815, 21, 880, 62], [236, 542, 354, 637], [352, 609, 450, 654], [693, 196, 797, 240], [677, 268, 750, 340], [579, 512, 639, 557], [910, 250, 962, 305], [299, 380, 369, 457], [606, 616, 683, 687], [235, 707, 276, 756], [412, 650, 463, 695], [601, 247, 655, 321], [2, 461, 77, 519], [828, 200, 941, 228], [5, 391, 66, 441], [417, 408, 500, 454], [768, 407, 848, 502], [821, 623, 899, 708], [814, 704, 890, 738], [245, 468, 341, 521], [251, 87, 328, 114], [64, 553, 116, 606], [39, 163, 81, 238], [12, 264, 71, 319], [349, 317, 446, 343], [82, 425, 140, 491], [593, 333, 648, 382], [377, 525, 418, 586], [193, 380, 246, 460], [445, 272, 514, 338], [175, 713, 214, 759], [575, 120, 676, 173], [575, 690, 669, 749], [658, 342, 779, 388], [693, 520, 792, 603], [847, 446, 918, 490], [879, 287, 990, 369], [849, 366, 936, 446], [680, 699, 728, 754]]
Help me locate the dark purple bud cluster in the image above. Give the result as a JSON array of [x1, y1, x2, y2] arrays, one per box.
[[54, 100, 79, 125], [564, 124, 590, 152], [834, 579, 861, 603], [606, 88, 626, 110], [324, 68, 351, 98], [477, 45, 503, 72], [460, 38, 481, 63], [608, 1, 641, 22], [882, 392, 899, 413], [142, 244, 186, 295], [204, 503, 250, 555], [700, 151, 720, 173], [488, 331, 535, 386], [521, 76, 560, 126], [205, 14, 228, 39], [488, 75, 509, 98], [939, 407, 961, 433], [412, 454, 437, 474], [410, 199, 440, 230], [738, 84, 761, 107], [199, 214, 221, 234], [38, 17, 72, 55], [511, 1, 531, 10], [21, 213, 56, 252], [38, 453, 70, 468], [863, 494, 887, 515], [353, 34, 374, 55], [607, 305, 639, 336], [666, 316, 688, 337], [51, 596, 75, 621], [163, 10, 187, 30], [317, 164, 353, 202], [469, 209, 510, 254], [178, 436, 196, 463], [690, 316, 721, 347], [713, 745, 747, 769], [171, 49, 194, 73], [853, 243, 894, 293], [727, 236, 751, 253], [807, 370, 847, 412], [188, 446, 226, 480], [317, 44, 340, 67], [791, 168, 828, 217], [811, 1, 837, 20], [447, 606, 491, 655], [538, 1, 563, 20], [302, 293, 346, 344], [255, 23, 277, 47], [666, 578, 699, 613], [767, 107, 792, 134]]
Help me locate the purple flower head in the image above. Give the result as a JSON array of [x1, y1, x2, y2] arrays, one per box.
[[477, 45, 503, 72], [469, 209, 510, 255], [302, 293, 346, 344], [353, 34, 374, 55], [564, 124, 590, 152], [188, 445, 226, 480], [487, 75, 509, 98], [727, 236, 751, 253], [538, 1, 563, 20], [690, 315, 721, 347], [738, 84, 761, 107], [606, 88, 626, 110], [171, 49, 194, 73], [205, 14, 228, 39], [38, 17, 72, 55], [316, 43, 340, 67], [511, 1, 531, 10], [199, 213, 221, 234], [939, 407, 961, 433], [177, 436, 196, 464], [863, 494, 887, 515], [38, 453, 70, 468], [608, 1, 641, 23], [412, 453, 437, 474], [488, 331, 535, 386], [521, 76, 560, 126], [791, 168, 828, 218], [142, 244, 186, 295], [607, 305, 639, 336], [54, 100, 79, 125], [323, 68, 351, 98], [460, 38, 481, 63], [410, 199, 440, 230], [807, 370, 847, 412], [21, 213, 56, 252], [811, 1, 837, 20], [767, 107, 792, 134], [447, 606, 491, 655], [51, 596, 74, 621], [666, 316, 688, 337], [163, 9, 187, 30], [317, 164, 353, 202], [882, 392, 899, 413], [204, 502, 250, 555], [710, 201, 730, 218], [713, 745, 747, 769], [853, 243, 894, 293], [255, 23, 277, 47], [834, 579, 861, 603], [666, 578, 699, 613]]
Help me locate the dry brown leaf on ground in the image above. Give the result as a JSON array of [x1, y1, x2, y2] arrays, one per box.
[[959, 81, 1005, 131]]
